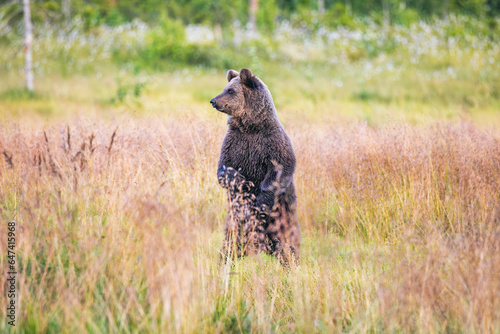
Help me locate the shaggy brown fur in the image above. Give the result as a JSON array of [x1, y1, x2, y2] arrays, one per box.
[[210, 68, 301, 264]]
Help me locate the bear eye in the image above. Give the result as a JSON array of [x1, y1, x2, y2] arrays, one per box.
[[227, 89, 234, 94]]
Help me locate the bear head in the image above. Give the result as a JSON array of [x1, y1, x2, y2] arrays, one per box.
[[210, 68, 269, 119]]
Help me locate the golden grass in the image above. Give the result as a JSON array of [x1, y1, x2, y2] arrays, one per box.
[[0, 115, 499, 333]]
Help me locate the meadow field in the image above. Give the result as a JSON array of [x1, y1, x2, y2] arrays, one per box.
[[1, 14, 500, 333]]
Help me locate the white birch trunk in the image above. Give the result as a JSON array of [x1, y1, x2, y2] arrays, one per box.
[[249, 0, 258, 34], [382, 0, 390, 28], [318, 0, 325, 14], [62, 0, 71, 21], [23, 0, 34, 91], [345, 0, 352, 15]]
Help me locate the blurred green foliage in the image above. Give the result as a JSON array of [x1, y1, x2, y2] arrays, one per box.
[[0, 0, 499, 89], [1, 0, 500, 31], [142, 18, 188, 64]]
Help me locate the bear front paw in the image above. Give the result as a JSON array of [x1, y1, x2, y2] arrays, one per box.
[[218, 166, 237, 188], [240, 180, 254, 193], [253, 203, 270, 221], [218, 166, 253, 193]]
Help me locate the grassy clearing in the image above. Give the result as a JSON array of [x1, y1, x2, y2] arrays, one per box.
[[0, 117, 499, 333], [1, 64, 500, 127]]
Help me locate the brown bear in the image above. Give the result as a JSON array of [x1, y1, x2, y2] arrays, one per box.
[[210, 68, 301, 264]]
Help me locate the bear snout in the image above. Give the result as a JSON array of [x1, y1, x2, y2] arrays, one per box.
[[210, 98, 217, 108], [211, 97, 228, 113]]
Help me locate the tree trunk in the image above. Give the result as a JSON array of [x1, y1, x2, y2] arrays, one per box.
[[318, 0, 325, 14], [442, 0, 449, 19], [382, 0, 390, 28], [345, 0, 352, 15], [214, 22, 222, 42], [249, 0, 258, 34], [62, 0, 71, 22], [23, 0, 34, 92]]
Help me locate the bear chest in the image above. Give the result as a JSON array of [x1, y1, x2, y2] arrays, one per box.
[[225, 133, 269, 185]]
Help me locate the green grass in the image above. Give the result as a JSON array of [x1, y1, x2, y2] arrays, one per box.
[[1, 62, 499, 126]]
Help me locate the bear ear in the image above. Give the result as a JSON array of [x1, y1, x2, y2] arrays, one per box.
[[239, 68, 258, 89], [227, 69, 238, 82]]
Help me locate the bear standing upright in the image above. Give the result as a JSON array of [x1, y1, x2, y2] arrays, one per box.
[[210, 68, 301, 264]]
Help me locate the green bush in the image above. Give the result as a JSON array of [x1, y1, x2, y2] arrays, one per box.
[[257, 0, 279, 32], [81, 5, 102, 30], [125, 17, 268, 70], [322, 3, 355, 28], [142, 18, 187, 65], [395, 8, 420, 27], [104, 10, 126, 26]]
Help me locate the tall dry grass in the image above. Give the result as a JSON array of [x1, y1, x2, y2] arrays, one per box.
[[0, 117, 499, 333]]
